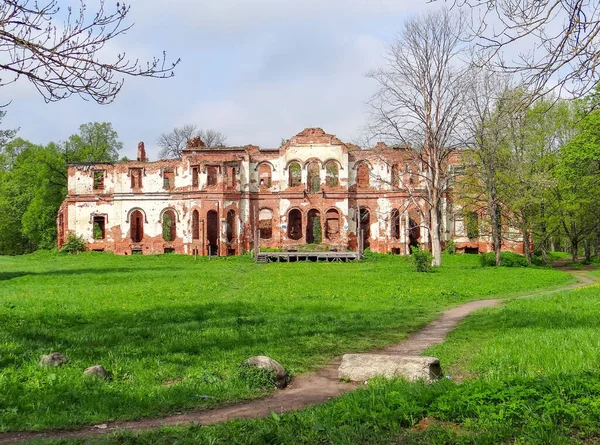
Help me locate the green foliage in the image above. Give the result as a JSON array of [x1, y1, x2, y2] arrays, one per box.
[[93, 223, 104, 240], [59, 233, 86, 254], [235, 363, 277, 389], [312, 215, 322, 244], [464, 211, 479, 239], [480, 251, 529, 267], [411, 246, 433, 272], [444, 239, 456, 255], [0, 253, 570, 430], [162, 213, 173, 242]]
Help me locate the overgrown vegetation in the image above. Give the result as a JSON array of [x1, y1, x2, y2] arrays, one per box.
[[479, 251, 529, 268], [411, 246, 433, 272], [0, 253, 570, 431], [59, 233, 86, 254]]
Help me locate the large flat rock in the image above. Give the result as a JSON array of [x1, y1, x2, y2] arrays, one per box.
[[338, 354, 442, 382]]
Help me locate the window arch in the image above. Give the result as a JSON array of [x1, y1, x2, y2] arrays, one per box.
[[391, 165, 400, 187], [356, 163, 370, 188], [259, 208, 273, 239], [160, 210, 176, 242], [325, 208, 340, 240], [192, 210, 200, 240], [130, 209, 144, 243], [324, 161, 339, 187], [288, 162, 302, 187], [391, 209, 400, 239], [307, 161, 320, 193], [226, 209, 236, 242], [359, 207, 370, 249], [258, 163, 272, 188], [287, 209, 302, 240]]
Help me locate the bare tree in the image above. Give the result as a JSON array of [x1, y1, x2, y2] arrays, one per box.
[[459, 68, 516, 265], [367, 8, 470, 266], [446, 0, 600, 97], [157, 125, 227, 159], [0, 0, 179, 104]]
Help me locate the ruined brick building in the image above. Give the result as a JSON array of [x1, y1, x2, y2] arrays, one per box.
[[57, 128, 525, 256]]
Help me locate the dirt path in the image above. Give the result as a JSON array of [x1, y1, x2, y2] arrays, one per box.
[[1, 268, 597, 445]]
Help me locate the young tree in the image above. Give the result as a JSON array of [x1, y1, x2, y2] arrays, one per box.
[[367, 8, 470, 266], [0, 0, 179, 104], [158, 125, 227, 159]]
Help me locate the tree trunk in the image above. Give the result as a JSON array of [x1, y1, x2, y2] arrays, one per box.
[[489, 200, 502, 266], [571, 238, 578, 262], [523, 229, 532, 262], [430, 206, 442, 267], [584, 238, 591, 263]]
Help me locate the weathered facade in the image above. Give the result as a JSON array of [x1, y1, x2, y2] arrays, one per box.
[[57, 128, 525, 256]]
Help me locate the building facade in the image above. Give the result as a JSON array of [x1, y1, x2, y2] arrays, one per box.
[[57, 128, 525, 256]]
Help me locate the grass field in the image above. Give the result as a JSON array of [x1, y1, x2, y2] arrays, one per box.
[[0, 252, 572, 433], [44, 268, 600, 445]]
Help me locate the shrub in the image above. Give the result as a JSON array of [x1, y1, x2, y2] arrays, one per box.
[[60, 233, 86, 254], [411, 246, 433, 272], [445, 239, 456, 255], [480, 251, 529, 267]]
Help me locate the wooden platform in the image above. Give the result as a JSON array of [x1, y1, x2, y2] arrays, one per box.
[[255, 251, 359, 263]]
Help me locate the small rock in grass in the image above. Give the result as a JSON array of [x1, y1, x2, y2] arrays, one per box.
[[40, 353, 66, 367], [83, 365, 109, 379], [246, 356, 288, 389]]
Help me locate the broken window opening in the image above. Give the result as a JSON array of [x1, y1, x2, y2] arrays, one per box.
[[409, 217, 420, 250], [325, 161, 339, 187], [306, 209, 322, 244], [356, 163, 370, 188], [391, 209, 400, 239], [287, 209, 302, 240], [226, 209, 236, 243], [191, 166, 199, 188], [465, 211, 479, 239], [359, 208, 371, 249], [93, 216, 106, 240], [259, 208, 273, 240], [163, 170, 175, 189], [258, 164, 272, 188], [206, 165, 218, 187], [130, 210, 144, 243], [162, 210, 176, 242], [325, 209, 340, 241], [130, 168, 143, 189], [288, 162, 302, 188], [93, 171, 105, 190], [207, 210, 219, 255], [226, 166, 236, 189], [192, 210, 200, 240], [307, 162, 320, 193]]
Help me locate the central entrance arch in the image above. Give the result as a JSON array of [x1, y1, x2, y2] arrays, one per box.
[[306, 209, 322, 244]]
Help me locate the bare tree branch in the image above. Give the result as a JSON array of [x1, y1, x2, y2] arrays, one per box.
[[0, 0, 180, 104]]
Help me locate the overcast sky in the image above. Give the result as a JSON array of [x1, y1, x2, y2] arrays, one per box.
[[2, 0, 440, 159]]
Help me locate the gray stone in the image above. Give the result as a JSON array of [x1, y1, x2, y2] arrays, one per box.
[[83, 365, 109, 379], [246, 356, 288, 389], [338, 354, 442, 383], [40, 353, 66, 367]]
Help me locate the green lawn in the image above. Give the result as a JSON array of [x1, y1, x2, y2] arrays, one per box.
[[50, 268, 600, 445], [0, 252, 572, 432]]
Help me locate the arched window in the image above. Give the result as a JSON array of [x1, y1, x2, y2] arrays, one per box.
[[409, 217, 420, 250], [162, 210, 176, 242], [226, 209, 236, 242], [192, 210, 200, 240], [325, 161, 339, 187], [287, 209, 302, 240], [258, 164, 272, 188], [259, 208, 273, 239], [391, 209, 400, 239], [130, 210, 144, 243], [325, 209, 340, 240], [307, 162, 320, 193], [359, 208, 370, 249], [306, 209, 322, 244], [288, 162, 302, 188], [207, 210, 219, 255], [356, 163, 370, 188]]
